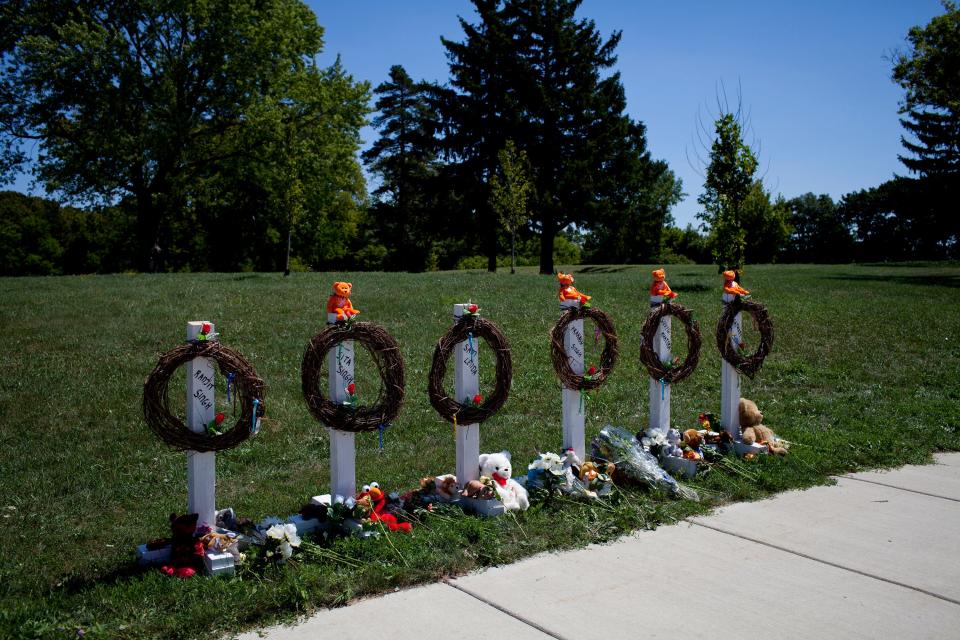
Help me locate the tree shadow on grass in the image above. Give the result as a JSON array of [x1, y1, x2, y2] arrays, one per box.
[[576, 266, 632, 274], [825, 274, 960, 289], [55, 561, 156, 596], [672, 283, 710, 292]]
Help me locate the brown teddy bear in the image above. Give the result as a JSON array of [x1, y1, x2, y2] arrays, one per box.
[[739, 398, 788, 455]]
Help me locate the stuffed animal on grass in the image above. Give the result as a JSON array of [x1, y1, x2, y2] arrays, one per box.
[[198, 528, 244, 564], [356, 482, 412, 532], [662, 428, 683, 458], [650, 268, 678, 299], [326, 281, 361, 321], [739, 398, 788, 455], [433, 474, 459, 500], [479, 451, 529, 511], [557, 272, 591, 304], [460, 477, 496, 500], [160, 513, 205, 578], [681, 429, 703, 461]]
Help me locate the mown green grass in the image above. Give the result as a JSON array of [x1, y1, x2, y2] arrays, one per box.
[[1, 263, 958, 639]]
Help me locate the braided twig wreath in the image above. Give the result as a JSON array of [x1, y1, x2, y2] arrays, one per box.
[[550, 306, 619, 390], [301, 321, 405, 433], [639, 302, 702, 384], [143, 341, 265, 452], [428, 315, 512, 424], [715, 297, 774, 379]]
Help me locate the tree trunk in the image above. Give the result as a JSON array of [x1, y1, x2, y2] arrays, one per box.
[[510, 232, 516, 274], [135, 190, 160, 273], [487, 215, 497, 272], [539, 226, 556, 274]]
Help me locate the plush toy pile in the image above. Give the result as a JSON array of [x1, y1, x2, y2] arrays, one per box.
[[739, 398, 789, 455]]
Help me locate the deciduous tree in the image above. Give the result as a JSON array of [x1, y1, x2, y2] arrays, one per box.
[[1, 0, 369, 271]]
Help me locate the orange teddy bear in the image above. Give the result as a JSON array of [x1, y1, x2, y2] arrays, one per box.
[[326, 282, 360, 321], [722, 270, 750, 297], [557, 272, 591, 304], [649, 268, 678, 299]]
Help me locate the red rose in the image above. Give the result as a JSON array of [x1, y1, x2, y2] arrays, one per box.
[[215, 412, 225, 424], [468, 304, 478, 313], [587, 366, 597, 375], [347, 383, 356, 394], [473, 394, 483, 404], [201, 322, 211, 334]]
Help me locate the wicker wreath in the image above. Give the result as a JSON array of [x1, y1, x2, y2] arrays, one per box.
[[639, 301, 702, 384], [716, 297, 774, 379], [550, 306, 619, 390], [143, 341, 265, 452], [428, 315, 512, 424], [301, 321, 405, 433]]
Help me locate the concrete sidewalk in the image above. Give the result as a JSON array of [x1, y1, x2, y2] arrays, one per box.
[[237, 453, 960, 640]]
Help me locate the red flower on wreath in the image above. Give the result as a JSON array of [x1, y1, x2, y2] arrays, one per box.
[[347, 383, 356, 395], [467, 304, 479, 313], [214, 412, 225, 424], [472, 394, 483, 406], [587, 366, 597, 375], [201, 322, 212, 335]]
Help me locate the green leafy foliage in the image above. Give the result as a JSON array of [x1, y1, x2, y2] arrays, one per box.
[[892, 0, 960, 178], [489, 140, 533, 273], [361, 65, 446, 272], [784, 193, 854, 263], [438, 0, 678, 273], [697, 113, 758, 273], [1, 0, 369, 272]]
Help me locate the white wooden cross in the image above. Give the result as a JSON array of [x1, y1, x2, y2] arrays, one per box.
[[720, 293, 742, 440], [560, 299, 586, 461], [453, 303, 481, 487], [186, 320, 217, 529], [647, 296, 672, 436], [327, 312, 356, 499]]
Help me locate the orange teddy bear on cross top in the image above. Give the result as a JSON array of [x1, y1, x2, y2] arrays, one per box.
[[326, 281, 361, 321], [722, 270, 750, 297], [649, 268, 678, 299], [557, 272, 591, 304]]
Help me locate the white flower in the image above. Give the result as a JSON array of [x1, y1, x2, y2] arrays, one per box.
[[528, 452, 565, 474], [333, 494, 345, 504], [265, 523, 301, 560], [345, 497, 357, 509]]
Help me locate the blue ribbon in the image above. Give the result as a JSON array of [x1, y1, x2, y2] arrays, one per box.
[[660, 378, 667, 401], [251, 399, 260, 434], [467, 332, 475, 361], [378, 423, 387, 451], [226, 372, 236, 403]]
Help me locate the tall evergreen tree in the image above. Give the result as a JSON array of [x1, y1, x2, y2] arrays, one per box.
[[441, 0, 673, 273], [363, 65, 441, 271], [892, 1, 960, 179]]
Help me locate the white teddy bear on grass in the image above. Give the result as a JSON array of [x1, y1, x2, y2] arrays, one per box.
[[479, 451, 529, 511]]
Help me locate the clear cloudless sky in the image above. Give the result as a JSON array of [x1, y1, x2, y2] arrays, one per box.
[[308, 0, 944, 229], [10, 0, 945, 230]]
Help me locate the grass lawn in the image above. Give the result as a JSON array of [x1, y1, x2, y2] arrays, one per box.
[[1, 263, 959, 639]]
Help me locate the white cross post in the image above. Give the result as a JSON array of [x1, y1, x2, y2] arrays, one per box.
[[328, 313, 356, 499], [720, 293, 742, 440], [186, 321, 217, 529], [647, 296, 671, 436], [560, 299, 586, 461], [454, 304, 481, 488]]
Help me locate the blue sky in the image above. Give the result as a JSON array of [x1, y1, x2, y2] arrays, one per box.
[[309, 0, 943, 229]]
